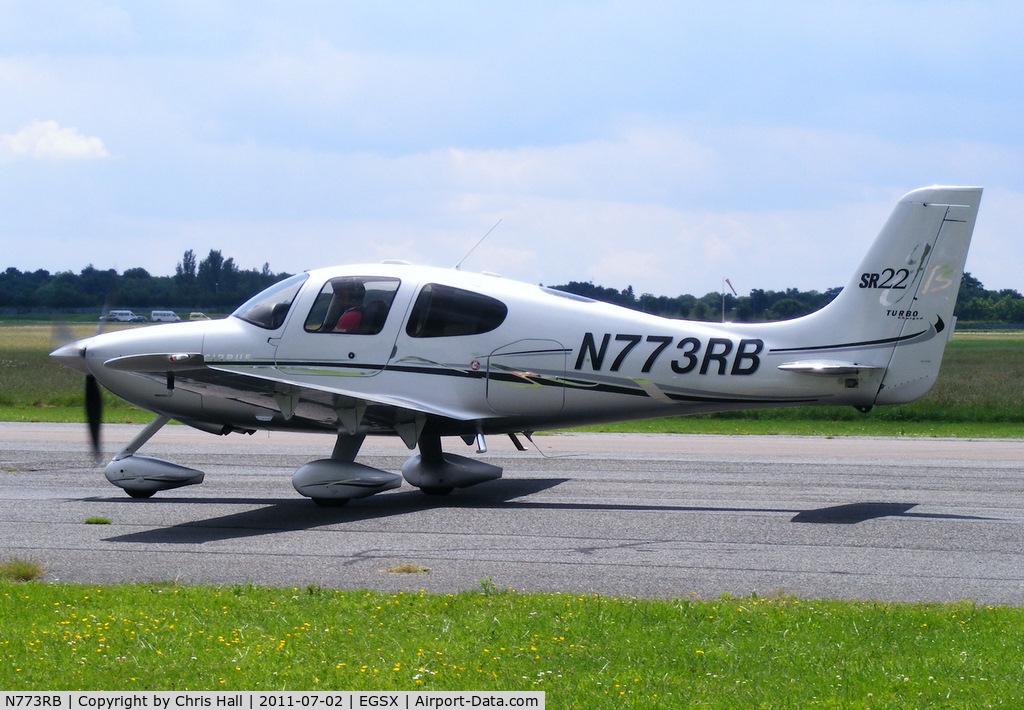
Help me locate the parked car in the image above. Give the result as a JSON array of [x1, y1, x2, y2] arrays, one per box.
[[189, 312, 211, 321], [100, 310, 143, 323], [151, 310, 180, 322]]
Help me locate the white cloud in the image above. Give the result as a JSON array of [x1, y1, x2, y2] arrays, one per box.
[[442, 128, 719, 202], [0, 120, 109, 161]]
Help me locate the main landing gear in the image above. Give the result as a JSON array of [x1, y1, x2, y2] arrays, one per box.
[[293, 430, 502, 505], [101, 415, 503, 505]]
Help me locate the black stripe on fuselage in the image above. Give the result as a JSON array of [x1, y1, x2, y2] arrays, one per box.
[[768, 322, 936, 355]]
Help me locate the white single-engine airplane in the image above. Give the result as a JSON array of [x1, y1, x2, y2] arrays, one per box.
[[52, 186, 981, 505]]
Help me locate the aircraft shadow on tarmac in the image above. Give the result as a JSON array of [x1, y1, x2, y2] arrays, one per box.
[[101, 478, 571, 545], [98, 477, 999, 546]]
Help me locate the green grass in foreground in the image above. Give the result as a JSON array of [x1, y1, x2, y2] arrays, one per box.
[[2, 582, 1022, 707]]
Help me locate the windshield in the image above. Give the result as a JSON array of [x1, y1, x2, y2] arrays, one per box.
[[232, 273, 308, 329]]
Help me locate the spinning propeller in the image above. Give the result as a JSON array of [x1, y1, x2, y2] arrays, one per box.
[[84, 373, 102, 461], [81, 297, 116, 461], [50, 300, 115, 462]]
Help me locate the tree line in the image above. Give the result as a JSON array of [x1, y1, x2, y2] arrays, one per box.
[[0, 250, 290, 313], [547, 271, 1024, 325], [2, 248, 1022, 325]]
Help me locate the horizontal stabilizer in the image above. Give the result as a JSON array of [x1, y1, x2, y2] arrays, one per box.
[[778, 361, 884, 376]]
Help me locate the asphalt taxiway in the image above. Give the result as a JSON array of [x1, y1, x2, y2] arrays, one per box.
[[2, 422, 1023, 605]]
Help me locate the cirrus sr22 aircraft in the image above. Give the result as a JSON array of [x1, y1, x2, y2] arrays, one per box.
[[52, 186, 981, 505]]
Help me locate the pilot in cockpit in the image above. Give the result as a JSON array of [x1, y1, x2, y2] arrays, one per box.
[[328, 281, 365, 333]]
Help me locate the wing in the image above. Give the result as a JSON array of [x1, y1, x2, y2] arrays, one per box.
[[102, 352, 484, 446]]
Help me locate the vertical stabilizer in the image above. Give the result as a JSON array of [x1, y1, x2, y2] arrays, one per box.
[[871, 187, 982, 403], [778, 186, 982, 406]]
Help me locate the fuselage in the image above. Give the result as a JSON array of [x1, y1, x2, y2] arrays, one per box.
[[56, 262, 882, 439]]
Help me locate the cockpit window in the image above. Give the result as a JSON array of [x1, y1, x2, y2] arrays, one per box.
[[304, 276, 401, 335], [406, 283, 507, 338], [232, 273, 308, 330]]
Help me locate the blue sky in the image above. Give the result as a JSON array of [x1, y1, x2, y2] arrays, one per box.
[[1, 1, 1021, 298]]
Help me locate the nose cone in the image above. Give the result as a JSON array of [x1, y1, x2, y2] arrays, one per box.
[[50, 339, 93, 374]]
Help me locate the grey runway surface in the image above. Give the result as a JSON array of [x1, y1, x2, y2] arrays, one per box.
[[3, 422, 1024, 605]]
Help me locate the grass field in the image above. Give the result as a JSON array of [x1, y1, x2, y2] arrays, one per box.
[[2, 581, 1023, 706], [0, 323, 159, 422], [3, 323, 1022, 436]]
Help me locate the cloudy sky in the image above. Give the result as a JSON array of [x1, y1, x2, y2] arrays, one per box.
[[2, 1, 1021, 298]]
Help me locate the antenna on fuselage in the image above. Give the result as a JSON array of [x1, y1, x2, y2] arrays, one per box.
[[454, 219, 502, 270]]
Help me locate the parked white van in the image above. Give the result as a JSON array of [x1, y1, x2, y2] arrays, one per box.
[[100, 310, 144, 322], [151, 310, 180, 322]]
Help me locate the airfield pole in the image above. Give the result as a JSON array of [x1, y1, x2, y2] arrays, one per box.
[[722, 277, 737, 322]]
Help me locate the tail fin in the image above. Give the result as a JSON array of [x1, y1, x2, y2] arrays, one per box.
[[783, 186, 982, 406]]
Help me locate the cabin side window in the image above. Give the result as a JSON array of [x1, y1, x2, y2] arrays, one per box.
[[303, 276, 401, 335], [405, 283, 508, 338]]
